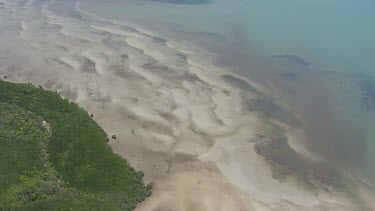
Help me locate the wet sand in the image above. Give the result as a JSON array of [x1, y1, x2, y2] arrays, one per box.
[[0, 0, 370, 210]]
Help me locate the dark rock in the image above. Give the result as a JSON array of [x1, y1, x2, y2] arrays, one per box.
[[112, 135, 117, 139], [90, 114, 94, 118]]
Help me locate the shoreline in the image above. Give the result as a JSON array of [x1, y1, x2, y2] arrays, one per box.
[[0, 0, 370, 210]]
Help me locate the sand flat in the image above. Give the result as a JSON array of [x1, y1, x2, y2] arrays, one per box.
[[0, 0, 364, 210]]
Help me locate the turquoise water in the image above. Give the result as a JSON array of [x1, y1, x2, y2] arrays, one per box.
[[82, 0, 375, 75], [80, 0, 375, 182]]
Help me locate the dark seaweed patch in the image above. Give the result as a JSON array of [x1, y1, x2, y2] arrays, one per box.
[[272, 54, 310, 67], [360, 81, 375, 110], [252, 134, 350, 191], [152, 37, 167, 43], [81, 58, 97, 74], [353, 73, 375, 110], [253, 135, 304, 181], [222, 74, 261, 94]]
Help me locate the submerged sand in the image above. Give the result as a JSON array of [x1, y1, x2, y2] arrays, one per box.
[[0, 0, 371, 210]]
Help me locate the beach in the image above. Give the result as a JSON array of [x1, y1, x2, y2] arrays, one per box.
[[1, 0, 374, 210]]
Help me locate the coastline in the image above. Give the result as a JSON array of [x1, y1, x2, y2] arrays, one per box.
[[0, 0, 372, 210]]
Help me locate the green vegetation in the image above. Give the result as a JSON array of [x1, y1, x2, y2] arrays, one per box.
[[0, 80, 151, 210]]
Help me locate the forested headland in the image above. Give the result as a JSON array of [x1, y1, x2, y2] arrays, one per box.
[[0, 80, 151, 210]]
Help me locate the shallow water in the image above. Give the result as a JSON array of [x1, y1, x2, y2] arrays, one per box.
[[76, 0, 375, 184], [79, 0, 375, 74]]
